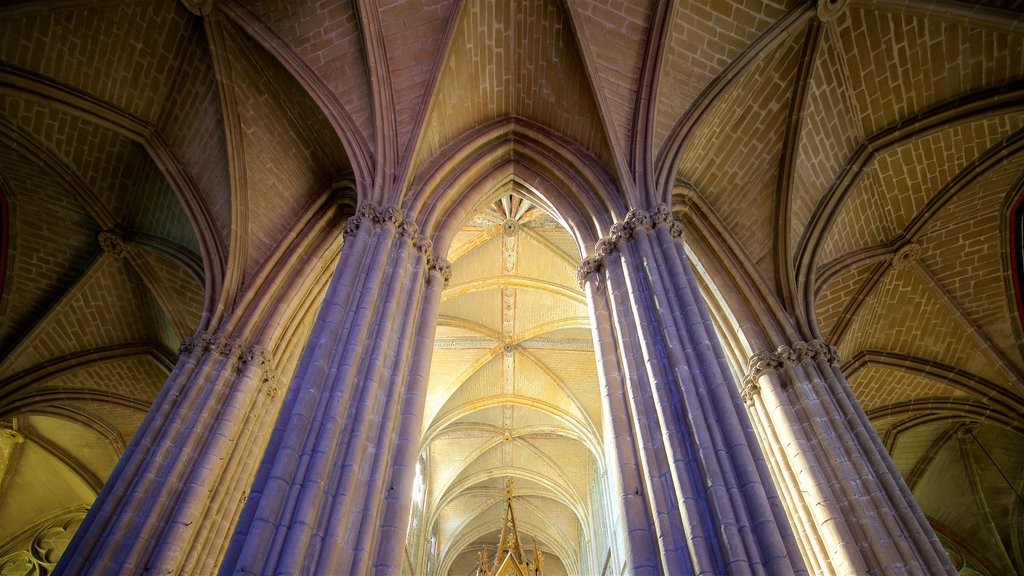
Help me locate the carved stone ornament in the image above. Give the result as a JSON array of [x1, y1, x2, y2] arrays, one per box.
[[741, 339, 841, 403], [342, 203, 452, 285], [0, 510, 87, 576], [0, 551, 38, 576], [576, 204, 685, 286], [891, 242, 922, 271], [816, 0, 848, 22], [97, 231, 127, 259], [177, 331, 280, 384]]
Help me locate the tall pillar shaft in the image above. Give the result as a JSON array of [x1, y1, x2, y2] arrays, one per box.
[[221, 205, 447, 576], [741, 341, 956, 575], [579, 206, 805, 576], [54, 331, 280, 575]]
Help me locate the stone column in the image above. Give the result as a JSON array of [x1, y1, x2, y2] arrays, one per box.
[[578, 206, 806, 576], [54, 331, 280, 575], [221, 204, 448, 576], [741, 341, 956, 575]]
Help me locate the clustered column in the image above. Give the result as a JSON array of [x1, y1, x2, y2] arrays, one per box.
[[741, 341, 955, 575], [578, 206, 806, 576], [221, 204, 447, 576], [56, 331, 281, 575]]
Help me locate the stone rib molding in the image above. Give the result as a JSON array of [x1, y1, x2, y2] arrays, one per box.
[[741, 338, 955, 575], [576, 204, 684, 286]]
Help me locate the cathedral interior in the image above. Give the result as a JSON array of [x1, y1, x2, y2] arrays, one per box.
[[0, 0, 1022, 574]]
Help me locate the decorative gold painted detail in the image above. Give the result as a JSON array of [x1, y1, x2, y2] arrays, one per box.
[[342, 203, 452, 284], [476, 479, 544, 576], [576, 204, 684, 286]]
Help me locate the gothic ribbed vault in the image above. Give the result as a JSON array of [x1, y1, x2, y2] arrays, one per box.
[[0, 0, 1021, 574]]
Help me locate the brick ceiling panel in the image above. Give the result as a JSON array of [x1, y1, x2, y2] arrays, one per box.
[[156, 20, 231, 254], [413, 0, 614, 179], [511, 0, 614, 168], [0, 1, 193, 122], [425, 350, 501, 422], [448, 227, 500, 263], [515, 355, 588, 424], [34, 355, 167, 403], [0, 147, 99, 357], [436, 358, 508, 415], [789, 27, 864, 258], [852, 265, 1008, 389], [443, 441, 504, 490], [516, 234, 576, 287], [871, 115, 1024, 234], [813, 261, 876, 342], [518, 437, 593, 495], [54, 400, 147, 452], [439, 287, 503, 334], [567, 0, 653, 158], [918, 153, 1024, 372], [135, 250, 205, 334], [653, 0, 799, 159], [448, 233, 505, 280], [220, 21, 349, 279], [887, 422, 950, 479], [245, 0, 374, 149], [678, 28, 803, 283], [378, 0, 459, 157], [428, 435, 498, 497], [0, 257, 159, 379], [530, 226, 583, 262], [514, 291, 587, 337], [124, 158, 201, 256], [836, 6, 1024, 138], [847, 364, 969, 413], [24, 415, 119, 489], [970, 426, 1024, 545], [0, 97, 145, 224], [819, 169, 897, 264]]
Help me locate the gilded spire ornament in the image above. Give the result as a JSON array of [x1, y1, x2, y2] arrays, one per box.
[[476, 478, 544, 576]]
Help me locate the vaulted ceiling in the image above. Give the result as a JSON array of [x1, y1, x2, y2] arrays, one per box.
[[0, 0, 1021, 574]]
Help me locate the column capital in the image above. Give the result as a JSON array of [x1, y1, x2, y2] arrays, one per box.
[[343, 203, 452, 285], [177, 331, 279, 384], [743, 339, 840, 387], [575, 204, 684, 286]]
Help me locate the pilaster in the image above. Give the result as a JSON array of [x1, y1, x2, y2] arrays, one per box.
[[221, 204, 446, 576], [579, 206, 806, 575], [741, 340, 956, 575]]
